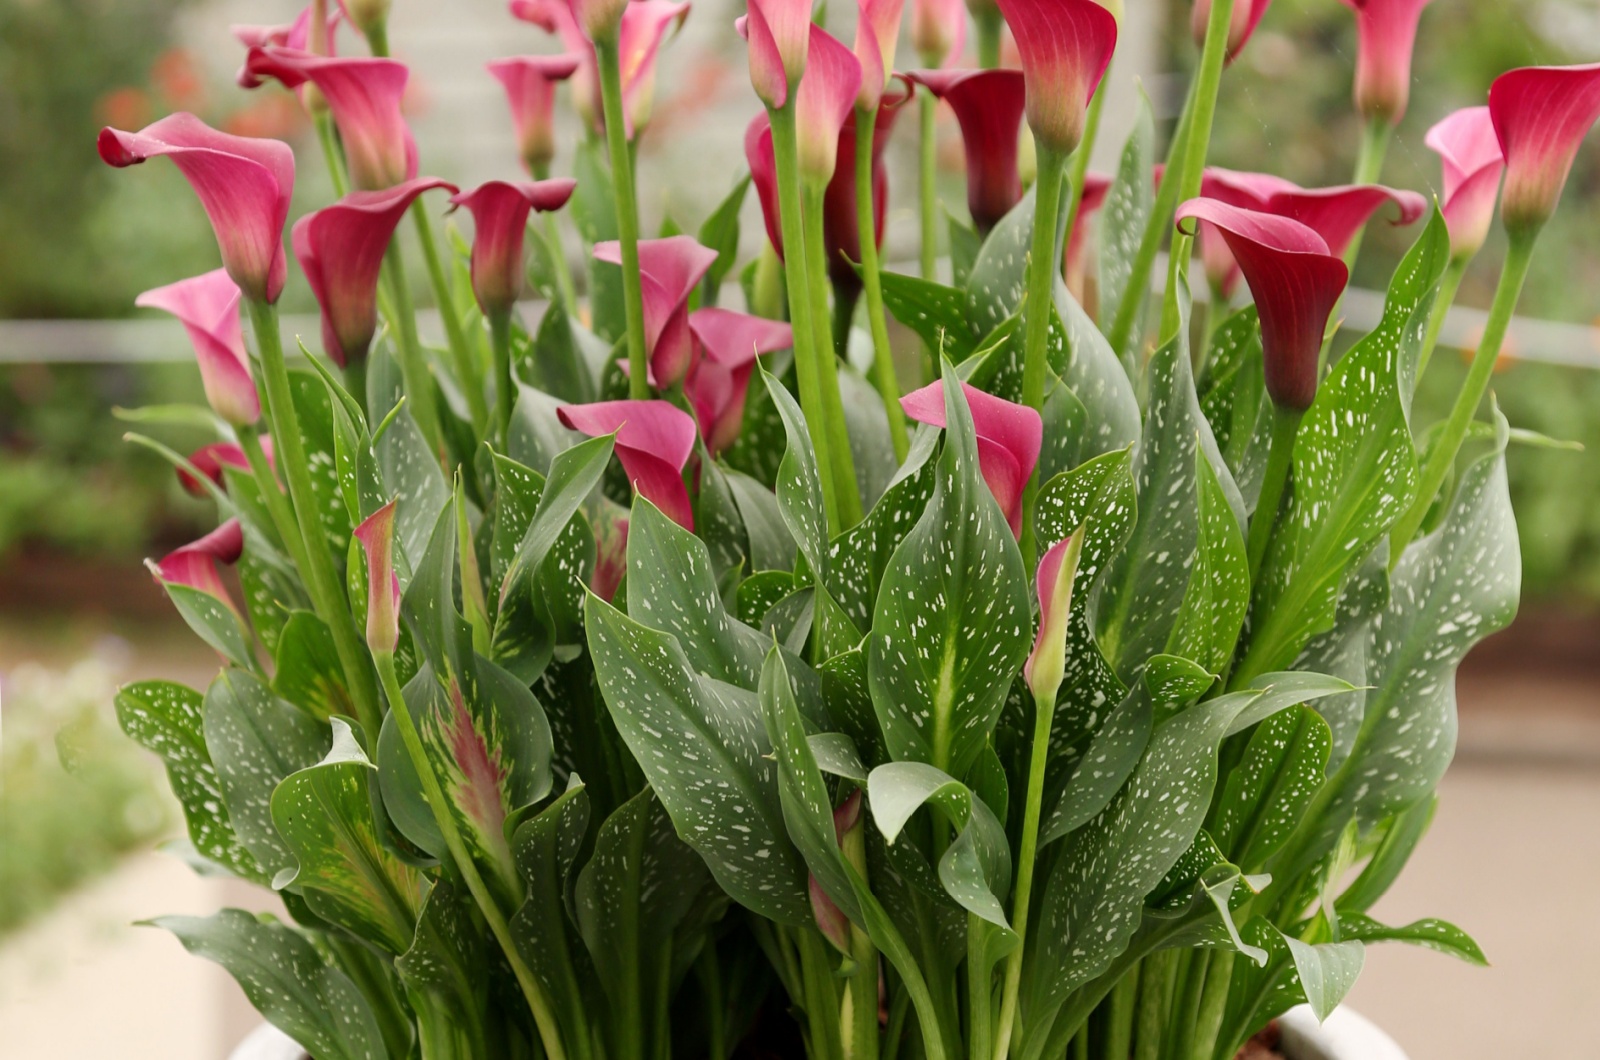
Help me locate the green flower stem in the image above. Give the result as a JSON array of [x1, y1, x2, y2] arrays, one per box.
[[849, 924, 880, 1060], [1018, 144, 1068, 566], [236, 424, 312, 578], [489, 307, 516, 448], [803, 181, 865, 528], [594, 37, 651, 401], [410, 202, 487, 430], [1390, 230, 1535, 560], [1414, 255, 1468, 383], [1159, 0, 1236, 346], [882, 989, 909, 1060], [1163, 951, 1207, 1060], [767, 103, 844, 533], [364, 19, 390, 57], [1072, 1025, 1089, 1060], [379, 245, 446, 456], [1341, 116, 1393, 272], [1105, 89, 1196, 358], [855, 108, 910, 462], [968, 914, 992, 1060], [1062, 77, 1110, 265], [991, 686, 1058, 1060], [797, 928, 844, 1060], [1102, 968, 1138, 1060], [314, 111, 349, 198], [1188, 950, 1234, 1060], [373, 652, 571, 1060], [919, 93, 939, 284], [244, 298, 381, 739], [976, 7, 1003, 69], [1131, 951, 1178, 1060], [1245, 403, 1304, 578]]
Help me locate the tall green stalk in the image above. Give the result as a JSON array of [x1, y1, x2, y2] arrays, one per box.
[[489, 307, 516, 447], [379, 246, 445, 456], [1245, 404, 1304, 578], [1414, 256, 1468, 382], [975, 7, 1003, 69], [855, 109, 910, 462], [803, 182, 865, 528], [593, 37, 651, 400], [919, 93, 939, 284], [1389, 232, 1535, 559], [1017, 146, 1068, 564], [243, 299, 381, 738], [411, 203, 488, 429], [1340, 116, 1393, 272]]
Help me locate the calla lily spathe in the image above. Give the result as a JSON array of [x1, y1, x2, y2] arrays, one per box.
[[593, 236, 720, 388], [911, 0, 966, 68], [451, 179, 577, 315], [989, 0, 1117, 156], [98, 113, 294, 304], [151, 519, 247, 616], [907, 69, 1026, 234], [1425, 106, 1504, 261], [488, 54, 581, 174], [901, 380, 1043, 538], [853, 0, 905, 111], [1025, 527, 1086, 705], [232, 3, 343, 54], [1190, 0, 1273, 63], [1488, 62, 1600, 235], [177, 440, 273, 498], [136, 269, 260, 427], [557, 400, 700, 529], [293, 177, 459, 366], [1336, 0, 1434, 122], [742, 0, 812, 108], [686, 308, 795, 454], [795, 25, 864, 186], [353, 500, 402, 655]]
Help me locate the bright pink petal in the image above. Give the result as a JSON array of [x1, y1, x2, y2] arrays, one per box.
[[1426, 107, 1504, 259], [240, 48, 415, 190], [488, 54, 581, 174], [795, 25, 863, 186], [910, 0, 966, 68], [1024, 532, 1078, 697], [594, 236, 719, 387], [177, 441, 253, 497], [557, 400, 699, 529], [687, 308, 794, 453], [853, 0, 905, 110], [745, 112, 784, 256], [98, 114, 293, 304], [1176, 199, 1348, 412], [354, 501, 401, 654], [908, 69, 1026, 233], [900, 380, 1043, 536], [1262, 183, 1427, 257], [137, 269, 260, 427], [989, 0, 1116, 155], [233, 3, 344, 53], [1488, 62, 1600, 233], [743, 0, 812, 108], [154, 519, 247, 615], [450, 179, 577, 314], [292, 177, 459, 366], [617, 0, 690, 136], [1336, 0, 1433, 122]]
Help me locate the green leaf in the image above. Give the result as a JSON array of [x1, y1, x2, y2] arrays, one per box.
[[489, 450, 596, 657], [1336, 796, 1435, 914], [1281, 930, 1365, 1022], [1142, 654, 1216, 706], [1209, 706, 1332, 874], [161, 582, 253, 671], [948, 209, 982, 289], [1164, 449, 1250, 676], [727, 468, 799, 572], [273, 611, 351, 723], [522, 299, 598, 404], [809, 732, 868, 781], [879, 271, 979, 361], [289, 368, 353, 554], [396, 881, 490, 1057], [585, 594, 809, 924], [1056, 283, 1142, 459], [698, 175, 751, 304], [1097, 89, 1154, 339], [825, 425, 939, 631], [116, 680, 262, 881], [373, 399, 451, 574], [736, 569, 796, 627], [152, 909, 387, 1060], [1338, 911, 1486, 965], [868, 362, 1031, 777], [1198, 308, 1271, 507], [762, 366, 830, 583], [271, 719, 429, 954], [510, 779, 594, 1035], [1040, 682, 1153, 845]]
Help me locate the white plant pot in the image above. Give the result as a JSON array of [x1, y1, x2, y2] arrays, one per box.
[[230, 1006, 1408, 1060]]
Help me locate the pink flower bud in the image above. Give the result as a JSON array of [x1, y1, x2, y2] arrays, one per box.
[[910, 0, 966, 69], [176, 440, 273, 497], [1335, 0, 1434, 123], [990, 0, 1117, 156], [1424, 106, 1504, 262], [1189, 0, 1273, 64], [136, 270, 260, 427], [853, 0, 905, 112], [686, 308, 794, 454], [741, 0, 812, 109], [488, 54, 581, 174], [795, 25, 863, 187], [1024, 528, 1086, 706], [353, 500, 402, 655]]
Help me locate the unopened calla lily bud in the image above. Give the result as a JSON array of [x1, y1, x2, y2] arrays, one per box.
[[911, 0, 966, 69], [1024, 527, 1086, 707], [1190, 0, 1272, 64], [346, 0, 391, 41], [794, 26, 863, 187], [1424, 107, 1504, 263], [742, 0, 813, 109], [1336, 0, 1434, 124], [810, 790, 864, 954], [136, 270, 260, 428], [989, 0, 1117, 157], [1488, 62, 1600, 237], [353, 500, 401, 656], [177, 440, 273, 497]]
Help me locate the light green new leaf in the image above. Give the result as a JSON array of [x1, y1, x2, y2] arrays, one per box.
[[1335, 796, 1435, 914], [1338, 911, 1486, 965], [1282, 930, 1365, 1022]]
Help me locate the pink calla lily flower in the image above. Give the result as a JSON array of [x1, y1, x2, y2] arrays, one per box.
[[1024, 527, 1084, 704], [136, 269, 260, 427], [1488, 62, 1600, 235], [686, 308, 795, 454], [240, 47, 416, 190], [907, 69, 1027, 234], [557, 400, 700, 530], [794, 25, 863, 186], [353, 500, 402, 655], [177, 440, 274, 497], [1064, 171, 1113, 303], [593, 236, 719, 388], [98, 114, 294, 304], [571, 0, 631, 43], [901, 380, 1044, 538], [232, 2, 343, 53], [746, 113, 785, 255], [911, 0, 966, 68], [1190, 0, 1273, 64], [293, 177, 459, 367], [591, 510, 630, 603], [1176, 199, 1349, 412], [450, 179, 577, 315], [853, 0, 905, 111], [488, 55, 581, 174], [741, 0, 813, 109], [151, 519, 247, 615], [989, 0, 1117, 155], [1335, 0, 1434, 123], [1424, 106, 1504, 261]]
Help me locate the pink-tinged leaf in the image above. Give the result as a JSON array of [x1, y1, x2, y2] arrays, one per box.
[[743, 0, 812, 108], [1176, 198, 1348, 412], [1489, 62, 1600, 233], [910, 0, 966, 68], [136, 270, 260, 427], [795, 25, 863, 186], [1335, 0, 1434, 122], [901, 380, 1043, 537], [558, 400, 700, 529], [98, 113, 293, 303], [353, 500, 402, 654], [592, 511, 630, 602], [687, 308, 794, 453], [239, 48, 416, 190], [450, 178, 577, 314], [487, 54, 581, 174], [1425, 107, 1504, 260], [594, 236, 719, 387], [292, 177, 458, 366], [989, 0, 1116, 154], [1190, 0, 1274, 64], [907, 69, 1026, 234]]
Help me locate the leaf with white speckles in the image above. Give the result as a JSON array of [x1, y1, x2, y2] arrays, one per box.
[[1198, 307, 1273, 508], [1337, 911, 1485, 965], [879, 270, 980, 361], [1040, 682, 1153, 845], [272, 611, 352, 723], [1097, 90, 1154, 347], [1281, 930, 1364, 1022], [1209, 706, 1331, 874], [509, 778, 594, 1035], [1165, 448, 1251, 677], [396, 881, 490, 1054], [826, 425, 939, 632]]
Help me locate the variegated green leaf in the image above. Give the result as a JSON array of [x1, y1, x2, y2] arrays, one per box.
[[1338, 912, 1485, 965], [161, 582, 253, 671], [273, 611, 351, 723], [826, 425, 939, 631], [1096, 89, 1154, 336], [1164, 448, 1250, 677], [510, 778, 594, 1038], [1281, 931, 1364, 1022], [396, 881, 490, 1058], [1209, 706, 1332, 874], [878, 270, 980, 361]]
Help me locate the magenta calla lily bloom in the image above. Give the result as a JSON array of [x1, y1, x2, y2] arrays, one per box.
[[1190, 0, 1273, 63], [1024, 527, 1084, 704], [293, 177, 459, 367], [152, 519, 247, 615], [488, 55, 581, 174], [746, 113, 785, 256], [353, 500, 402, 655], [233, 3, 343, 53], [742, 0, 812, 108], [240, 47, 416, 190], [557, 400, 700, 530], [450, 179, 577, 315], [177, 440, 274, 498], [1064, 171, 1112, 302], [911, 0, 966, 68], [989, 0, 1117, 155], [99, 114, 293, 305], [1424, 106, 1504, 261], [1261, 183, 1427, 257], [136, 269, 260, 427], [1335, 0, 1433, 122], [686, 307, 794, 454], [854, 0, 905, 111], [1176, 199, 1349, 412], [907, 69, 1026, 234], [593, 236, 719, 388], [1488, 63, 1600, 235], [901, 380, 1044, 538], [795, 25, 863, 186]]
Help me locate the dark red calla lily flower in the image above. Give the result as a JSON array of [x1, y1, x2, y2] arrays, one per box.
[[906, 69, 1026, 234], [989, 0, 1117, 155], [487, 55, 581, 175], [1425, 106, 1503, 261], [686, 307, 795, 454], [177, 439, 274, 497], [901, 380, 1043, 538], [1335, 0, 1434, 123], [292, 177, 459, 367], [151, 519, 247, 616], [1065, 170, 1113, 303], [353, 500, 401, 655], [557, 400, 700, 529], [450, 179, 577, 315], [910, 0, 965, 68], [1488, 62, 1600, 234], [240, 47, 416, 190], [98, 113, 294, 304], [1176, 199, 1349, 412], [593, 236, 720, 389], [1190, 0, 1274, 63], [136, 269, 259, 427]]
